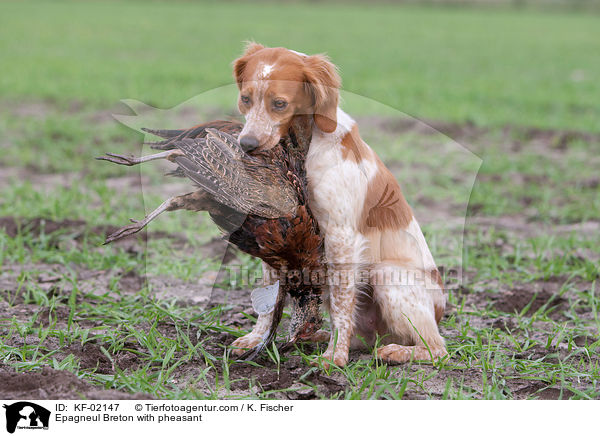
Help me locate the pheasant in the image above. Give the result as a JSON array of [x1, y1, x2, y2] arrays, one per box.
[[98, 117, 325, 360]]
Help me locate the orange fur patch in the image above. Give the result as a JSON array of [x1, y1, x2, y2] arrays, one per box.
[[340, 125, 366, 163], [359, 157, 413, 233]]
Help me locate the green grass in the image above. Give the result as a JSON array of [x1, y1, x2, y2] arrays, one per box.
[[1, 0, 599, 131], [2, 227, 598, 399]]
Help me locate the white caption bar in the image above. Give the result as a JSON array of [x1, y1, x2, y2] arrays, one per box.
[[0, 399, 592, 435]]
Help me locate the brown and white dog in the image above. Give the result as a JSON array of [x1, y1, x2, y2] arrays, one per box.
[[230, 43, 447, 367]]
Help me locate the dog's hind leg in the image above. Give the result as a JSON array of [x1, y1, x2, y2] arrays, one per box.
[[371, 263, 447, 363]]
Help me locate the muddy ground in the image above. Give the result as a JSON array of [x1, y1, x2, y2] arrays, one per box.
[[1, 220, 594, 400], [1, 107, 598, 399]]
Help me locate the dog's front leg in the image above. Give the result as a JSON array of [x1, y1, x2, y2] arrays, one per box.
[[230, 262, 276, 355], [319, 227, 366, 368]]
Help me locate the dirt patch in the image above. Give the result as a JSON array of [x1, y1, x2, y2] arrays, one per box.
[[0, 216, 185, 247], [359, 115, 600, 151], [198, 238, 240, 264], [0, 365, 152, 400], [466, 215, 600, 236], [6, 101, 55, 120], [147, 272, 216, 308], [512, 382, 574, 400], [492, 287, 566, 316], [0, 216, 87, 238], [227, 357, 347, 400], [0, 259, 220, 314], [0, 262, 145, 308], [453, 275, 589, 321], [66, 344, 113, 373], [59, 343, 142, 375]]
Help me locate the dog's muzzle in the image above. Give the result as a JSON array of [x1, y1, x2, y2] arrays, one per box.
[[239, 135, 260, 152]]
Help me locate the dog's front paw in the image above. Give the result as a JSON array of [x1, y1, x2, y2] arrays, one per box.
[[377, 344, 414, 363], [302, 329, 330, 343], [314, 347, 349, 369], [230, 334, 262, 356], [377, 344, 447, 363]]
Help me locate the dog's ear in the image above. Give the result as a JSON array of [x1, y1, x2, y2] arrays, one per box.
[[233, 42, 265, 89], [303, 54, 341, 133]]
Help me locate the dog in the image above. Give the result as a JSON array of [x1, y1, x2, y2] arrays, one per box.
[[230, 42, 447, 367]]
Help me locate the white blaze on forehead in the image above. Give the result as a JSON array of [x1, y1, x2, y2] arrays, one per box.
[[257, 63, 274, 79]]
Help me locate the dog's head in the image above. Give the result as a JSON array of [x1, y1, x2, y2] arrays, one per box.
[[233, 42, 341, 151]]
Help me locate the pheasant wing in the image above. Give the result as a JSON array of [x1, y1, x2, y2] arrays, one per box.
[[143, 120, 243, 150], [172, 130, 297, 218]]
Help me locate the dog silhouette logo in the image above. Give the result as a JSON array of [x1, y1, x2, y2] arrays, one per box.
[[3, 402, 50, 433]]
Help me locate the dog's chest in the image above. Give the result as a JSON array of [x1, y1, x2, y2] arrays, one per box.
[[305, 135, 371, 232]]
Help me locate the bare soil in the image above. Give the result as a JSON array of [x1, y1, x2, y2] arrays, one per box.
[[0, 365, 152, 400]]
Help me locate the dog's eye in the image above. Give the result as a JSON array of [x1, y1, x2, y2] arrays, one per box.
[[241, 95, 251, 105], [273, 99, 288, 110]]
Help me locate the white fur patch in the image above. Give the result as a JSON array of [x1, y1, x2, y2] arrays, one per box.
[[258, 63, 274, 79], [308, 149, 367, 232], [289, 49, 307, 57], [335, 108, 355, 136], [405, 218, 437, 272], [307, 107, 378, 233]]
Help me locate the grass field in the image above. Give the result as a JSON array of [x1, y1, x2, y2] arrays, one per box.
[[1, 0, 599, 400], [2, 0, 600, 131]]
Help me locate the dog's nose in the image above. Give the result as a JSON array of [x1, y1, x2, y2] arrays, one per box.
[[239, 135, 260, 152]]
